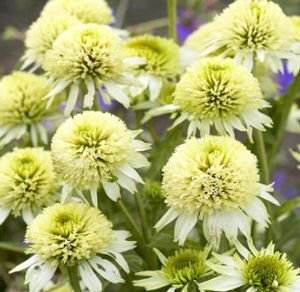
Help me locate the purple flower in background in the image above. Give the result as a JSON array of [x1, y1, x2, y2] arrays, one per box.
[[98, 91, 115, 111], [177, 10, 201, 44], [273, 169, 286, 192], [285, 187, 298, 198], [275, 62, 295, 95]]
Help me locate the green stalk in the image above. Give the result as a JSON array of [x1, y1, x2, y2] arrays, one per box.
[[167, 0, 177, 41], [253, 130, 269, 184], [67, 266, 81, 292], [118, 200, 158, 269], [134, 194, 149, 242], [268, 71, 300, 171], [0, 242, 25, 253]]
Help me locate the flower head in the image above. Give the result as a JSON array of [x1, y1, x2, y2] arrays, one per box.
[[41, 0, 114, 25], [199, 242, 300, 292], [23, 14, 80, 70], [145, 57, 271, 137], [201, 0, 299, 72], [184, 22, 217, 53], [122, 35, 180, 102], [134, 248, 210, 291], [155, 136, 278, 247], [0, 71, 62, 147], [43, 24, 135, 115], [10, 203, 135, 292], [51, 111, 149, 205], [0, 148, 57, 224]]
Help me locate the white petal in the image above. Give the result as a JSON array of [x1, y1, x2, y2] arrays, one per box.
[[174, 213, 198, 245], [30, 124, 38, 147], [29, 263, 57, 292], [155, 208, 179, 231], [10, 255, 40, 273], [148, 75, 162, 101], [103, 182, 121, 201], [22, 208, 34, 225], [79, 261, 102, 292], [0, 207, 10, 225], [105, 81, 130, 108], [64, 83, 79, 116], [198, 275, 244, 291], [243, 198, 269, 227], [83, 80, 96, 109], [36, 124, 48, 145], [116, 171, 137, 194], [119, 165, 143, 184], [90, 185, 98, 208]]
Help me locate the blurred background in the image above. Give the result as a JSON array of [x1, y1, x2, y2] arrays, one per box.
[[1, 1, 300, 290]]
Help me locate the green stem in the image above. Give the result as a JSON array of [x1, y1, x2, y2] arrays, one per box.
[[67, 266, 81, 292], [253, 130, 269, 184], [126, 18, 168, 34], [118, 200, 145, 245], [116, 0, 129, 28], [134, 194, 149, 242], [147, 120, 159, 146], [118, 200, 158, 269], [167, 0, 177, 41], [268, 71, 300, 171], [0, 242, 25, 253]]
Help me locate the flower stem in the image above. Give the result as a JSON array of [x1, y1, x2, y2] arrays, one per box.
[[167, 0, 177, 41], [67, 266, 81, 292], [118, 200, 158, 269], [134, 194, 149, 242], [253, 130, 269, 184], [268, 71, 300, 171], [0, 242, 25, 253]]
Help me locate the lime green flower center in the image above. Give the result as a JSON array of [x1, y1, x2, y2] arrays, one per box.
[[163, 250, 208, 287], [244, 253, 297, 292]]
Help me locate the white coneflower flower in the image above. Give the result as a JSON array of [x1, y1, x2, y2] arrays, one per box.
[[10, 203, 135, 292], [134, 248, 211, 292], [199, 0, 300, 72], [144, 57, 272, 138], [155, 136, 278, 247], [0, 71, 62, 147], [199, 241, 300, 292], [0, 148, 57, 224], [51, 111, 149, 206], [41, 0, 114, 25], [122, 35, 180, 104], [22, 14, 80, 70], [43, 24, 139, 115]]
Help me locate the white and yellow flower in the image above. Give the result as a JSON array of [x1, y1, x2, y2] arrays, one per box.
[[199, 241, 300, 292], [122, 35, 180, 106], [41, 0, 114, 25], [0, 148, 57, 225], [144, 57, 272, 138], [134, 248, 211, 292], [198, 0, 300, 72], [22, 14, 80, 70], [155, 136, 278, 247], [0, 71, 62, 147], [43, 24, 140, 115], [51, 111, 150, 205], [10, 203, 135, 292]]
